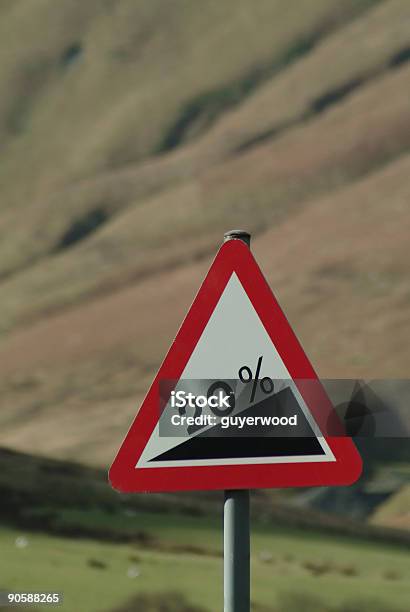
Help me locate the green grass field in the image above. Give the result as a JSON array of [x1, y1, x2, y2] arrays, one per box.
[[1, 510, 409, 612]]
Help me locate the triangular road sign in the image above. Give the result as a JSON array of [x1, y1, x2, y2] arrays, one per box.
[[109, 239, 362, 492]]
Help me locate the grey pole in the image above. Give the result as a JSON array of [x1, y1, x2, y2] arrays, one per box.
[[223, 230, 251, 612], [224, 229, 251, 247], [224, 490, 250, 612]]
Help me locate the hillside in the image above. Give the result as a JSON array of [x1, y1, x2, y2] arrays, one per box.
[[0, 0, 409, 467], [371, 483, 410, 530]]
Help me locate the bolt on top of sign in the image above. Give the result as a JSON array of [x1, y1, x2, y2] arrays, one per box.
[[109, 232, 362, 493]]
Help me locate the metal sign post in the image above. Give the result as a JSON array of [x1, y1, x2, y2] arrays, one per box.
[[110, 229, 362, 611], [224, 489, 250, 612], [223, 231, 251, 612]]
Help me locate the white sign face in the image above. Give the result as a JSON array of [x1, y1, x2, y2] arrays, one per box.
[[137, 273, 334, 468]]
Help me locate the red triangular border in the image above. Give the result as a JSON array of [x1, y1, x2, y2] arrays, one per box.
[[109, 239, 362, 492]]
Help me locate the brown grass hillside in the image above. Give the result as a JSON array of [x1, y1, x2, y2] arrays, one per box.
[[0, 0, 409, 466], [371, 484, 410, 529]]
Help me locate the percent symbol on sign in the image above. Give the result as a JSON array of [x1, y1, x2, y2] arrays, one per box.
[[238, 356, 274, 403], [178, 356, 275, 436]]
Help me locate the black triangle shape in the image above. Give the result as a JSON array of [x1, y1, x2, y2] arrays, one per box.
[[150, 387, 325, 462]]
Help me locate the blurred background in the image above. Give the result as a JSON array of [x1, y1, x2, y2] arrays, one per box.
[[0, 1, 409, 610]]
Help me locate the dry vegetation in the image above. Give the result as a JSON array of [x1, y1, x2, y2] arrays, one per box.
[[371, 484, 410, 529], [0, 0, 409, 466]]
